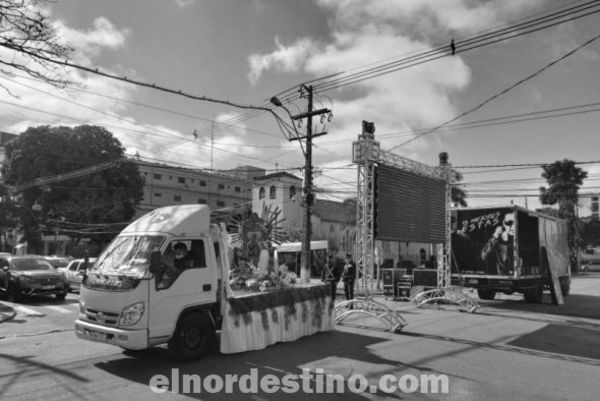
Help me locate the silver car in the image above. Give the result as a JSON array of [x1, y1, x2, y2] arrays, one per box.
[[65, 258, 97, 292]]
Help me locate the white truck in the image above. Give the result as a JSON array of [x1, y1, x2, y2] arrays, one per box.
[[75, 204, 333, 360]]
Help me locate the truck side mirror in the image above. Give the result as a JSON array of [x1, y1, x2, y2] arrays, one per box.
[[149, 250, 162, 274]]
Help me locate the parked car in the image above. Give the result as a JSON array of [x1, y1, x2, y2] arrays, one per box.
[[44, 256, 72, 272], [0, 255, 69, 302], [64, 258, 97, 292]]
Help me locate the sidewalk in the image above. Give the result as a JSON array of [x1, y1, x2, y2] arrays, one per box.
[[0, 302, 16, 323]]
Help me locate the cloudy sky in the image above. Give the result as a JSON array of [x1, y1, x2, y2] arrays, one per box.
[[1, 0, 599, 212]]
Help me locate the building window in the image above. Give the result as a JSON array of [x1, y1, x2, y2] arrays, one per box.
[[329, 224, 335, 233], [259, 186, 265, 199], [218, 183, 225, 190], [198, 198, 207, 204], [199, 180, 207, 187], [217, 201, 225, 207], [178, 177, 185, 184], [154, 193, 162, 197], [174, 195, 181, 202], [383, 241, 390, 252], [235, 186, 241, 193], [153, 173, 162, 180], [289, 185, 296, 199], [269, 185, 276, 199]]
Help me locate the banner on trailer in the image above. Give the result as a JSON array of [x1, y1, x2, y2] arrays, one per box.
[[451, 207, 516, 275]]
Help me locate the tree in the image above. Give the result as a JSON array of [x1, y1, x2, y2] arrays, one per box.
[[0, 183, 19, 251], [539, 159, 587, 271], [579, 218, 600, 248], [0, 0, 72, 91], [452, 170, 468, 207], [2, 125, 144, 244]]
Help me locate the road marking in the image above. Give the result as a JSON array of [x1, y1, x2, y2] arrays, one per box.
[[14, 305, 45, 317], [45, 305, 74, 314]]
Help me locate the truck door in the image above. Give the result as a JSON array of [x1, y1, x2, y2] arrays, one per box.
[[148, 238, 216, 340]]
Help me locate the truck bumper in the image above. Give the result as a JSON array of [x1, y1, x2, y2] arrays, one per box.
[[75, 319, 148, 350], [453, 275, 542, 291]]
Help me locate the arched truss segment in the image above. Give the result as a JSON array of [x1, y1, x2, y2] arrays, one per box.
[[334, 298, 407, 333], [410, 288, 479, 313]]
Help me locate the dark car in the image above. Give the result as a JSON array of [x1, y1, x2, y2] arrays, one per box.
[[0, 255, 69, 302]]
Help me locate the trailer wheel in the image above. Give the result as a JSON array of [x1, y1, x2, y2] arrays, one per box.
[[477, 288, 496, 300], [168, 311, 215, 361], [523, 284, 543, 303], [559, 277, 571, 297]]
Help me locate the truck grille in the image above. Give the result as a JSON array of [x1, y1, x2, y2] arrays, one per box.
[[85, 309, 120, 326]]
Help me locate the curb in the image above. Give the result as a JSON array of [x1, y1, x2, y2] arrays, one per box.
[[0, 302, 16, 323]]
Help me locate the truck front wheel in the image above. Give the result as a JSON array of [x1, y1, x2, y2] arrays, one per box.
[[168, 311, 215, 361], [477, 288, 496, 300]]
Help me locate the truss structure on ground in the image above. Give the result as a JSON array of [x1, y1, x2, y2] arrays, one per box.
[[334, 298, 407, 333], [409, 287, 479, 313]]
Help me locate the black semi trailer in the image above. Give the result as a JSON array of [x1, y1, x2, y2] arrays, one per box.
[[451, 205, 570, 304]]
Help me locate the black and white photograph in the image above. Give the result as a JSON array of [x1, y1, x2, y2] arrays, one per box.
[[1, 0, 599, 399]]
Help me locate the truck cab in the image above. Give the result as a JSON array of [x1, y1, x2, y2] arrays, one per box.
[[75, 205, 223, 360]]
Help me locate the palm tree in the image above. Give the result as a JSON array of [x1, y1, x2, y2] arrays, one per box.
[[452, 171, 468, 207]]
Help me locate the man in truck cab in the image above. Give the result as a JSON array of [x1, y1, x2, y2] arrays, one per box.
[[158, 242, 194, 288]]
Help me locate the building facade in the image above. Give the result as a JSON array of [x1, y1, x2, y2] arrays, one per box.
[[135, 160, 264, 216], [252, 172, 303, 233], [251, 172, 356, 256]]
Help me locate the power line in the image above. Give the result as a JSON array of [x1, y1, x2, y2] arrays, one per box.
[[316, 1, 600, 94], [6, 72, 283, 140], [454, 160, 600, 169], [391, 31, 600, 149], [191, 1, 600, 140], [0, 98, 297, 171], [0, 40, 293, 134]]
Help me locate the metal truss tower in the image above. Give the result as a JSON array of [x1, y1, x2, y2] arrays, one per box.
[[352, 122, 450, 294], [352, 121, 379, 298]]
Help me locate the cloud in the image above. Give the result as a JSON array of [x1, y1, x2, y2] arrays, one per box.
[[248, 36, 318, 85], [54, 17, 129, 63], [247, 0, 541, 164], [172, 0, 196, 8]]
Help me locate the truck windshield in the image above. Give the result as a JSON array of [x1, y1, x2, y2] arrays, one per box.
[[92, 235, 164, 277]]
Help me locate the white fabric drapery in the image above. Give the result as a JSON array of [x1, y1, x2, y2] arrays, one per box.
[[220, 285, 334, 354]]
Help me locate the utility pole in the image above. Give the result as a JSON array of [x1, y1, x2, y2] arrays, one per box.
[[210, 119, 215, 171], [275, 85, 330, 283]]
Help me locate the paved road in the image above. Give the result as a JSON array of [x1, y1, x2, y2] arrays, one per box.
[[0, 276, 599, 400]]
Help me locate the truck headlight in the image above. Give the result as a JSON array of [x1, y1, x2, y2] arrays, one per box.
[[20, 275, 33, 282], [119, 302, 144, 326]]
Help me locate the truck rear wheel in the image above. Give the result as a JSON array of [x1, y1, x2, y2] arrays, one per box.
[[523, 285, 543, 303], [477, 288, 496, 300], [168, 311, 215, 361]]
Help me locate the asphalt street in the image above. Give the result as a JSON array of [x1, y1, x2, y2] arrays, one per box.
[[0, 274, 599, 400]]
